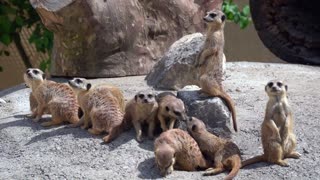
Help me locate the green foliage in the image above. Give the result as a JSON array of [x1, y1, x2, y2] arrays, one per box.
[[222, 0, 251, 29], [0, 0, 53, 71], [39, 58, 51, 72]]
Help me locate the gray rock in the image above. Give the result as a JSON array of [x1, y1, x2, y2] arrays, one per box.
[[145, 33, 205, 90], [0, 98, 6, 104], [177, 86, 232, 138]]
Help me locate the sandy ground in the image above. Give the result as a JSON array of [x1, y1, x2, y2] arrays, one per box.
[[0, 62, 319, 179]]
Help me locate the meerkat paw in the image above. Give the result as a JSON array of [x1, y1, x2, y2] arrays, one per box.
[[203, 167, 224, 176], [276, 160, 289, 167], [26, 113, 36, 119], [286, 152, 301, 159], [136, 135, 143, 142], [81, 125, 88, 129], [103, 135, 113, 143], [88, 128, 101, 135], [33, 116, 41, 122]]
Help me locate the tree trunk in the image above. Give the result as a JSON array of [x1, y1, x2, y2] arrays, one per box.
[[29, 0, 222, 77]]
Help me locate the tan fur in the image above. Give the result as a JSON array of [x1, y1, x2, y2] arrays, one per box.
[[154, 129, 210, 176], [156, 92, 187, 132], [187, 117, 241, 180], [241, 80, 300, 167], [68, 78, 124, 143], [24, 68, 80, 127], [124, 91, 158, 142], [95, 83, 125, 113], [194, 10, 237, 132]]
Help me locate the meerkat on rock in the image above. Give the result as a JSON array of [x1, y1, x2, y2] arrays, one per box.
[[124, 91, 158, 142], [194, 10, 237, 132], [23, 68, 80, 127], [187, 117, 241, 180], [156, 92, 187, 132], [68, 78, 124, 143], [154, 129, 210, 176], [242, 80, 300, 167]]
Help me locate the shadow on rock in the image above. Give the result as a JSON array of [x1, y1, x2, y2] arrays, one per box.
[[0, 115, 52, 131], [241, 162, 272, 170], [137, 157, 162, 179], [103, 130, 135, 151], [138, 138, 154, 152]]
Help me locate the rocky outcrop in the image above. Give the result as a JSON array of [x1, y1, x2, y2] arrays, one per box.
[[30, 0, 223, 77], [145, 33, 205, 90], [176, 86, 232, 138]]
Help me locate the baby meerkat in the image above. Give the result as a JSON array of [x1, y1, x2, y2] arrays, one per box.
[[124, 91, 158, 142], [187, 117, 241, 180], [23, 68, 80, 127], [154, 129, 210, 176], [68, 78, 124, 143], [156, 92, 187, 132], [242, 80, 300, 167]]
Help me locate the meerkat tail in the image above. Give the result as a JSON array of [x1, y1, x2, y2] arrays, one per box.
[[224, 158, 241, 180], [216, 91, 237, 132], [241, 155, 265, 168]]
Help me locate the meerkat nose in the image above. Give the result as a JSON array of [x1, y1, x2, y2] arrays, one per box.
[[144, 99, 148, 103]]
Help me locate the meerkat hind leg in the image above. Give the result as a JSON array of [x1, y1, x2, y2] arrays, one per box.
[[285, 151, 301, 159], [88, 128, 102, 135], [133, 121, 143, 142], [41, 117, 63, 127], [203, 166, 225, 176]]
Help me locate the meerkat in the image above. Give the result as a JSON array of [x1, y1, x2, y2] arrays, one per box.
[[241, 80, 300, 167], [193, 10, 237, 132], [68, 78, 124, 143], [187, 116, 241, 180], [124, 91, 158, 142], [23, 68, 80, 127], [156, 92, 187, 132], [154, 128, 210, 176]]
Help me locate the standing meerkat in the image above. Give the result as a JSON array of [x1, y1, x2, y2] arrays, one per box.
[[194, 10, 237, 132], [124, 91, 158, 142], [68, 78, 124, 143], [23, 68, 80, 127], [154, 128, 210, 176], [187, 116, 241, 180], [241, 80, 300, 167], [156, 92, 187, 132]]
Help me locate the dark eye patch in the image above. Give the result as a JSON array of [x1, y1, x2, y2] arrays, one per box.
[[33, 70, 39, 74], [267, 82, 273, 87], [174, 111, 181, 116], [75, 79, 82, 84], [139, 94, 145, 99], [277, 82, 283, 87], [147, 94, 153, 98], [209, 13, 216, 18]]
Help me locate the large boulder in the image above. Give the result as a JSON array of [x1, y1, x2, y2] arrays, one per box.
[[30, 0, 225, 77], [176, 86, 232, 138], [145, 33, 205, 89]]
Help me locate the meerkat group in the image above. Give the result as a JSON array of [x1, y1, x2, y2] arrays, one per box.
[[21, 9, 300, 179]]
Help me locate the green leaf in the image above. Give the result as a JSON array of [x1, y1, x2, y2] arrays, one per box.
[[242, 5, 250, 16], [0, 15, 12, 33], [0, 34, 12, 46], [15, 16, 24, 27]]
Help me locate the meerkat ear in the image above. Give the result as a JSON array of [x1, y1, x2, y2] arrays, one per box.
[[188, 117, 192, 121], [265, 85, 268, 92], [42, 73, 46, 79], [285, 85, 288, 91], [165, 106, 170, 111], [221, 15, 226, 22], [86, 83, 92, 90], [134, 95, 138, 102], [192, 124, 197, 131]]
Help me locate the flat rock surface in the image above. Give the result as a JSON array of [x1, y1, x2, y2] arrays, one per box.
[[1, 62, 319, 179]]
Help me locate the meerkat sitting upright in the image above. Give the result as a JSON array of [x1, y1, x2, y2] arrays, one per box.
[[194, 10, 237, 132], [68, 78, 124, 143], [23, 68, 80, 127], [187, 117, 241, 180], [124, 91, 158, 142], [156, 92, 187, 132], [241, 80, 300, 167], [154, 128, 210, 176]]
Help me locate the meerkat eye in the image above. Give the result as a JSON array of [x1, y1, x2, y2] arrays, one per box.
[[209, 13, 216, 18], [138, 94, 145, 99], [174, 111, 181, 116], [75, 79, 82, 84], [33, 70, 39, 74], [267, 82, 273, 87], [147, 94, 153, 98], [277, 82, 283, 87]]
